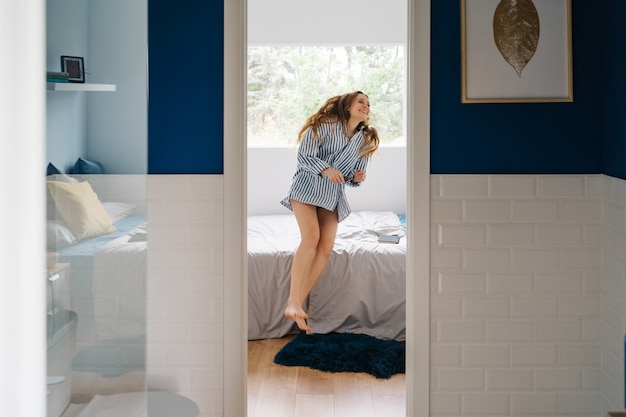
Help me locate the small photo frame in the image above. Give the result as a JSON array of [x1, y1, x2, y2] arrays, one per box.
[[60, 56, 85, 83]]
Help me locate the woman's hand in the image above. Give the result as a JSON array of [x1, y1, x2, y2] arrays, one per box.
[[352, 169, 366, 183], [322, 168, 345, 183]]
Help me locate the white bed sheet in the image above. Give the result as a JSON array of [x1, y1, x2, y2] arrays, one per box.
[[248, 211, 406, 340]]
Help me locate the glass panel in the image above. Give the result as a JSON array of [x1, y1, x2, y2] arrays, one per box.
[[46, 1, 147, 415]]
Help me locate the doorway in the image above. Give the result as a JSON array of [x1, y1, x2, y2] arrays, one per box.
[[223, 0, 431, 416]]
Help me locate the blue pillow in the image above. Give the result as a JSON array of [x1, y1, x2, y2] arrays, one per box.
[[47, 162, 62, 176], [73, 157, 103, 174]]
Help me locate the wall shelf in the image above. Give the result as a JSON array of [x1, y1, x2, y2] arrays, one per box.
[[47, 82, 116, 92]]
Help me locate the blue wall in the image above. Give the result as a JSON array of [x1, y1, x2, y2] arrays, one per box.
[[602, 0, 626, 180], [148, 0, 223, 174], [148, 0, 625, 180], [431, 0, 604, 175]]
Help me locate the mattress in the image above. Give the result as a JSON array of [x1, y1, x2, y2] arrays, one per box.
[[248, 211, 406, 340]]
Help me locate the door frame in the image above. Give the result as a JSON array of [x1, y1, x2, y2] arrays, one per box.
[[223, 1, 431, 416]]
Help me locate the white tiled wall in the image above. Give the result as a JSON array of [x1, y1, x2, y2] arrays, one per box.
[[431, 175, 604, 417], [601, 175, 626, 415], [147, 175, 225, 417], [143, 174, 625, 417]]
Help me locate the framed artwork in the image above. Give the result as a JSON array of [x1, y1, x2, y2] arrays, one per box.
[[461, 0, 572, 103], [60, 56, 85, 83]]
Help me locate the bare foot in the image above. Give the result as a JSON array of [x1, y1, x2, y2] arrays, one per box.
[[284, 305, 311, 333]]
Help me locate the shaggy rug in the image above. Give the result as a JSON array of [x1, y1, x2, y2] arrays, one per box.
[[273, 332, 405, 379]]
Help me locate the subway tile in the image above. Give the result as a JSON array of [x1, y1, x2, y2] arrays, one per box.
[[511, 392, 557, 415], [438, 224, 487, 246], [166, 343, 223, 368], [487, 321, 533, 342], [536, 224, 583, 245], [431, 248, 464, 269], [430, 200, 463, 223], [487, 224, 535, 246], [614, 176, 626, 205], [431, 344, 462, 366], [437, 369, 485, 390], [559, 297, 602, 318], [188, 224, 224, 245], [583, 369, 602, 390], [440, 175, 489, 198], [534, 369, 582, 390], [431, 296, 463, 317], [584, 224, 602, 245], [463, 392, 510, 415], [430, 392, 461, 414], [534, 272, 583, 293], [463, 345, 510, 367], [582, 319, 601, 342], [559, 392, 602, 414], [438, 320, 486, 343], [464, 200, 512, 223], [489, 175, 537, 198], [438, 272, 487, 294], [535, 321, 582, 341], [464, 248, 510, 269], [487, 273, 534, 293], [189, 322, 224, 343], [512, 200, 559, 223], [511, 345, 557, 366], [559, 345, 601, 366], [537, 175, 585, 198], [486, 369, 533, 390], [189, 368, 224, 390], [561, 200, 603, 222], [146, 322, 190, 342], [585, 174, 604, 198], [511, 297, 558, 318], [559, 248, 602, 269], [464, 297, 510, 318], [511, 248, 559, 269]]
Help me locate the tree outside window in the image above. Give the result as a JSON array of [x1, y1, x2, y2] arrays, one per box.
[[247, 46, 405, 146]]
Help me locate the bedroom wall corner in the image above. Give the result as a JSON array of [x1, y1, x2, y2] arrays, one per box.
[[600, 174, 626, 414], [146, 174, 225, 417]]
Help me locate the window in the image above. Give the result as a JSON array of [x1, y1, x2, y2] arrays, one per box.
[[247, 45, 405, 146]]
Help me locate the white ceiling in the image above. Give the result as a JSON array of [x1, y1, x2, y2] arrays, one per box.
[[248, 0, 408, 45]]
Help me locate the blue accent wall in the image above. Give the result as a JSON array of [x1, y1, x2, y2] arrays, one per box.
[[147, 0, 625, 180], [431, 0, 605, 175], [148, 0, 223, 174], [602, 0, 626, 180]]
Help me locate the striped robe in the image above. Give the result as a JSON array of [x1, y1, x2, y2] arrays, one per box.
[[280, 121, 370, 222]]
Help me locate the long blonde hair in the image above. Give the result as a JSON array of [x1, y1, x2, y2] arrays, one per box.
[[297, 91, 380, 158]]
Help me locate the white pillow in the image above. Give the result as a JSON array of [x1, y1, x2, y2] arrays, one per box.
[[102, 202, 137, 223], [47, 221, 77, 248]]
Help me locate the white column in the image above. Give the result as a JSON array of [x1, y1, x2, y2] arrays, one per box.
[[0, 1, 46, 416]]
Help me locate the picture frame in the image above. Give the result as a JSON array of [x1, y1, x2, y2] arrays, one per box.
[[461, 0, 572, 103], [60, 56, 85, 83]]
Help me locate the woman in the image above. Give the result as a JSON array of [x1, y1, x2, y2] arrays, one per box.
[[280, 91, 380, 333]]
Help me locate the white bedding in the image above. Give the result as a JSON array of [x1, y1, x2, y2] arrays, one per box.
[[248, 211, 406, 340]]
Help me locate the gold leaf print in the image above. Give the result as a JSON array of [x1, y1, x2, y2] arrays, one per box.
[[493, 0, 540, 77]]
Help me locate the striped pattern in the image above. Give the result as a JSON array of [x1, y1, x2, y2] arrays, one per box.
[[280, 122, 370, 222]]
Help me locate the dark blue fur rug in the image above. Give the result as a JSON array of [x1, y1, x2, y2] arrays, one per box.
[[273, 332, 405, 379]]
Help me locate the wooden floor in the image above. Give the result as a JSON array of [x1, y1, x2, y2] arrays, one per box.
[[248, 335, 406, 417]]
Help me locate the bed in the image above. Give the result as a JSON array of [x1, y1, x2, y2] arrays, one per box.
[[247, 211, 406, 341], [46, 171, 147, 376]]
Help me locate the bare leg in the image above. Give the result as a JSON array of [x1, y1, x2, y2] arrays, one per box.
[[285, 201, 339, 332]]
